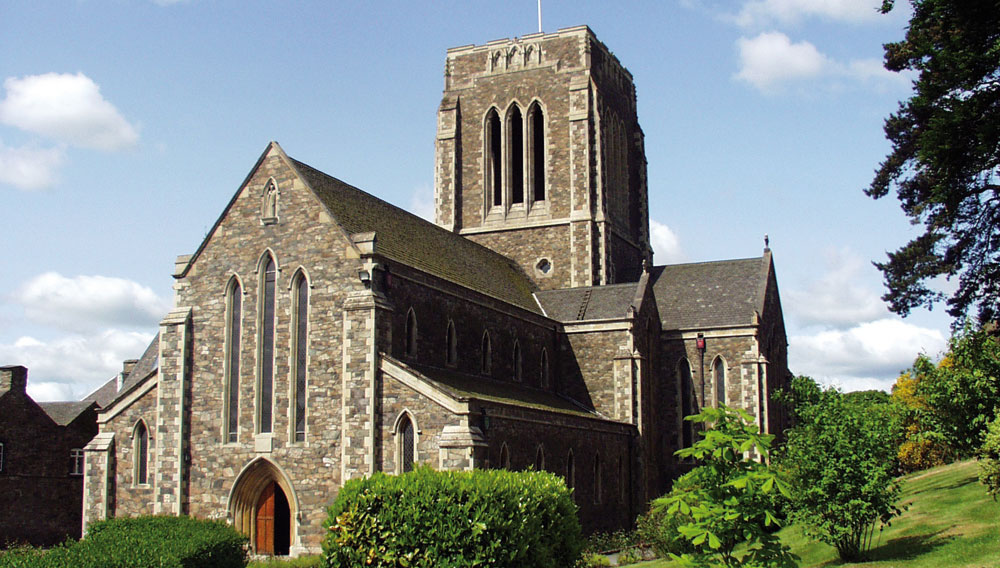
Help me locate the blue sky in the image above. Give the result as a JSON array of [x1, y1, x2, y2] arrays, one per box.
[[1, 0, 953, 401]]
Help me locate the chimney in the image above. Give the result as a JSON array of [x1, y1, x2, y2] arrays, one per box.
[[123, 359, 139, 376], [0, 365, 28, 395]]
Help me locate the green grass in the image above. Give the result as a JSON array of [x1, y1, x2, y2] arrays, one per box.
[[635, 460, 1000, 568]]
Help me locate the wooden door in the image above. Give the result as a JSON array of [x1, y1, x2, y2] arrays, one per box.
[[255, 482, 276, 554]]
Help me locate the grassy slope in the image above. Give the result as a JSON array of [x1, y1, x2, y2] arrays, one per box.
[[639, 460, 1000, 568]]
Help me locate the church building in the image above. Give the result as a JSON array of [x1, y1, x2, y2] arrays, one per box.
[[82, 26, 790, 556]]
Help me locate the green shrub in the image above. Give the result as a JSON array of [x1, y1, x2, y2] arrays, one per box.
[[323, 466, 582, 568], [583, 530, 638, 554], [577, 552, 610, 567], [978, 415, 1000, 498], [636, 499, 693, 558], [0, 516, 247, 568]]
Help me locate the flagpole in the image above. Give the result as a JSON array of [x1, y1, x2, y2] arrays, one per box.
[[537, 0, 542, 33]]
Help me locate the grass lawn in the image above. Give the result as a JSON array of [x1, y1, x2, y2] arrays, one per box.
[[636, 459, 1000, 568]]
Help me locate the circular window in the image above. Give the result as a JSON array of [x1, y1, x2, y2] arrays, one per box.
[[536, 258, 552, 274]]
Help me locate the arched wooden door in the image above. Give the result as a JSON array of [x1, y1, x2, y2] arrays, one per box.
[[255, 481, 290, 555]]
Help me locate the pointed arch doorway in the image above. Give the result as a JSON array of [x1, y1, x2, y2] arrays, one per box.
[[229, 458, 297, 556]]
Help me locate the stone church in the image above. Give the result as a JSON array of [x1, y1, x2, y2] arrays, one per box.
[[81, 26, 789, 556]]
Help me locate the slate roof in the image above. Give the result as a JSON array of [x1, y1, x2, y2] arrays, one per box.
[[83, 377, 119, 408], [38, 401, 95, 426], [400, 359, 597, 418], [535, 282, 640, 322], [291, 158, 541, 314], [651, 256, 767, 331]]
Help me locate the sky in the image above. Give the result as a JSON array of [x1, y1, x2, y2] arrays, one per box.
[[0, 0, 956, 402]]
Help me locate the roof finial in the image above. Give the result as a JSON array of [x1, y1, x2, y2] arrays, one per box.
[[764, 233, 770, 252]]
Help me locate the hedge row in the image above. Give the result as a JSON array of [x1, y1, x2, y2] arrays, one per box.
[[323, 467, 583, 568], [0, 516, 247, 568]]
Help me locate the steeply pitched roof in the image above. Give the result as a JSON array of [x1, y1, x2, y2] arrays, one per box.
[[535, 282, 640, 322], [652, 256, 767, 331], [97, 334, 159, 407], [83, 377, 119, 408], [38, 401, 95, 426], [290, 157, 541, 314]]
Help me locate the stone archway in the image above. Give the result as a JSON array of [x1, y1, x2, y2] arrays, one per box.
[[228, 458, 297, 555]]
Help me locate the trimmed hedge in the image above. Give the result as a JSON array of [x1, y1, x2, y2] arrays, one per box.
[[0, 516, 248, 568], [323, 467, 582, 568]]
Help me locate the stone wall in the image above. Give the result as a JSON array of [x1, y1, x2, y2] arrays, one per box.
[[0, 366, 97, 546]]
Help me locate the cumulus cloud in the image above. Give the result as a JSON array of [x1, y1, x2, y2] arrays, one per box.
[[1, 330, 154, 402], [0, 73, 139, 151], [735, 31, 907, 92], [735, 32, 829, 90], [0, 140, 64, 190], [650, 220, 686, 264], [734, 0, 884, 27], [790, 318, 946, 391], [14, 272, 171, 332], [785, 248, 889, 328]]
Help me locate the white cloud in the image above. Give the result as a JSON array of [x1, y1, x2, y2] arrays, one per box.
[[735, 32, 829, 91], [785, 248, 889, 328], [735, 0, 884, 28], [650, 220, 686, 264], [14, 272, 171, 332], [790, 318, 946, 391], [2, 330, 153, 401], [0, 73, 138, 151], [408, 183, 434, 222], [735, 32, 909, 92], [0, 140, 64, 190]]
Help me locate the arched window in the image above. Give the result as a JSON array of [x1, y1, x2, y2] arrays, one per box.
[[679, 359, 695, 449], [508, 105, 524, 204], [258, 255, 277, 434], [512, 340, 522, 382], [593, 453, 602, 504], [618, 456, 626, 504], [540, 348, 550, 389], [486, 109, 502, 209], [134, 421, 149, 485], [566, 449, 575, 490], [499, 442, 511, 470], [481, 331, 492, 375], [446, 320, 457, 366], [713, 356, 726, 407], [291, 271, 309, 442], [225, 277, 242, 443], [405, 308, 418, 358], [398, 413, 416, 473], [535, 445, 545, 471], [528, 103, 545, 202]]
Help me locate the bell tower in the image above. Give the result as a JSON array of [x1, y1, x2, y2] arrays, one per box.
[[434, 26, 651, 290]]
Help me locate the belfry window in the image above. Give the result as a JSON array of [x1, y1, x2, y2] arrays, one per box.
[[134, 421, 149, 485], [225, 278, 242, 443], [292, 271, 309, 442], [509, 106, 524, 204], [528, 103, 545, 201], [259, 255, 276, 434], [486, 110, 502, 208], [484, 102, 546, 214]]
